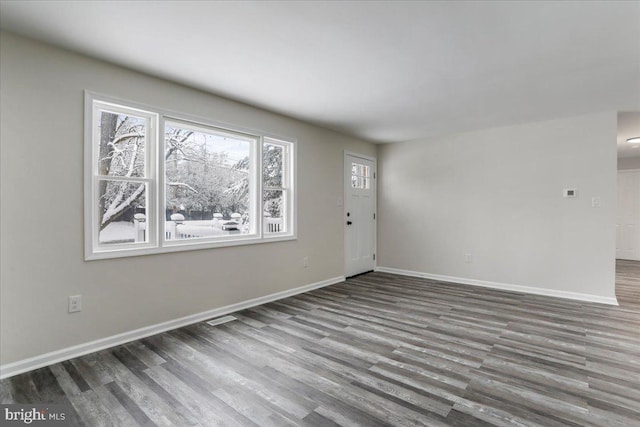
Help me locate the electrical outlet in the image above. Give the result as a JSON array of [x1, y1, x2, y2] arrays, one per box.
[[68, 295, 82, 313], [592, 196, 601, 208], [303, 256, 309, 268], [464, 253, 472, 263]]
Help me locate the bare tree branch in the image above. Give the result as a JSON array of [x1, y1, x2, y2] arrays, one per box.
[[168, 182, 199, 194], [101, 183, 145, 228]]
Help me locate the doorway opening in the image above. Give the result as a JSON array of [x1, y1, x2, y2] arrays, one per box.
[[616, 112, 640, 309]]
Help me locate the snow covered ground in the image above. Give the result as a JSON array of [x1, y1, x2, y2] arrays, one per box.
[[99, 220, 242, 244], [176, 223, 226, 238], [99, 221, 136, 244]]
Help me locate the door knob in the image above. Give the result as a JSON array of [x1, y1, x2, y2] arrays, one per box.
[[347, 221, 352, 225]]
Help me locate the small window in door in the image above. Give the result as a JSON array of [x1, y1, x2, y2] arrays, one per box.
[[351, 162, 371, 189]]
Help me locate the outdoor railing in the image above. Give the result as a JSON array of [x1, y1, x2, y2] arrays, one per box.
[[133, 213, 284, 242]]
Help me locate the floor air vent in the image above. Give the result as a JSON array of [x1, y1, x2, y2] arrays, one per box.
[[206, 315, 237, 327]]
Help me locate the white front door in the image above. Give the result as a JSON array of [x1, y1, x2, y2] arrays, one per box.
[[345, 153, 376, 277], [617, 170, 640, 261]]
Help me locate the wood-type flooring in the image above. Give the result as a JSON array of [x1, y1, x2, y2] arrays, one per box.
[[2, 261, 640, 426]]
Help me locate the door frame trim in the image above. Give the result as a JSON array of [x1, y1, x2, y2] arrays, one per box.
[[344, 151, 377, 277]]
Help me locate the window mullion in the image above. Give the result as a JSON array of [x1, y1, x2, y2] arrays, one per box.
[[258, 137, 264, 239], [157, 115, 166, 247]]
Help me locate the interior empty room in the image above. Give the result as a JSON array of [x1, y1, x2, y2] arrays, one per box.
[[1, 1, 639, 426]]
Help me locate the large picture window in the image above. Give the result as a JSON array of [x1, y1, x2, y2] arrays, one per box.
[[164, 120, 257, 241], [85, 93, 296, 260]]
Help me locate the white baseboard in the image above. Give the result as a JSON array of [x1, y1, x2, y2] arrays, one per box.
[[0, 276, 345, 380], [375, 266, 619, 306]]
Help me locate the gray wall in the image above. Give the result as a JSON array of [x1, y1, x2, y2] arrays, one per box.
[[0, 32, 376, 364], [618, 156, 640, 170], [377, 112, 618, 299]]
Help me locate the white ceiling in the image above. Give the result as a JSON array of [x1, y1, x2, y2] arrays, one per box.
[[1, 1, 639, 143]]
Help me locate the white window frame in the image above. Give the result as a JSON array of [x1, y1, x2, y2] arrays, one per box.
[[84, 92, 297, 260], [263, 137, 295, 236], [162, 118, 261, 246]]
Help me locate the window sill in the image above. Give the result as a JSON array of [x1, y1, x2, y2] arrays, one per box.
[[85, 233, 296, 261]]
